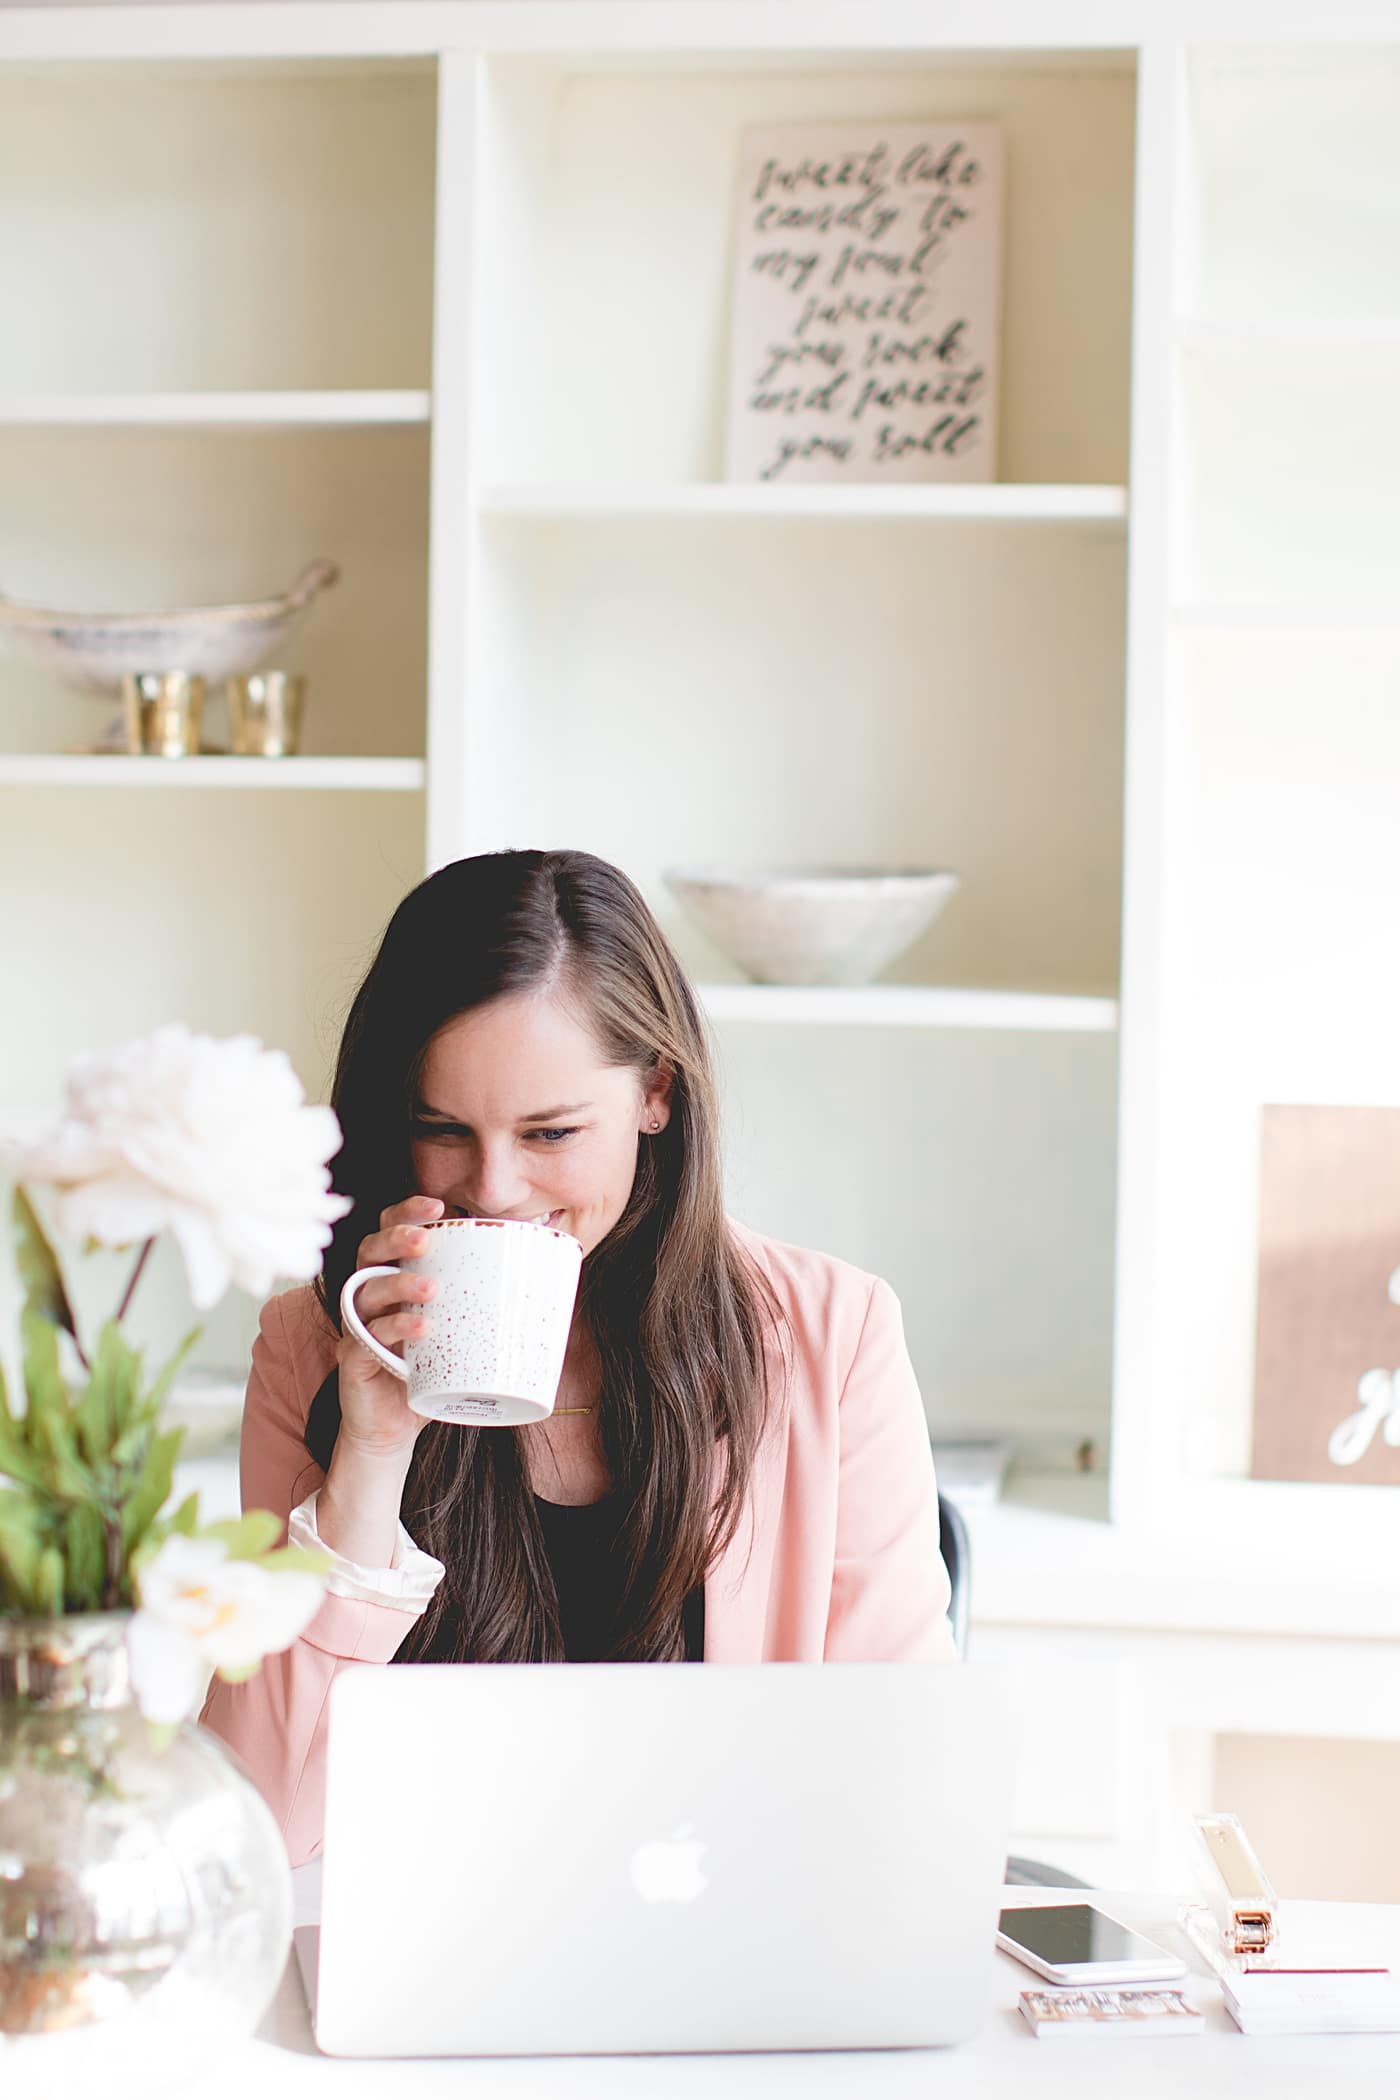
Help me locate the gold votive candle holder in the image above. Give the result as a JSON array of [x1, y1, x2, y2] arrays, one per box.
[[226, 671, 306, 757], [121, 671, 205, 757]]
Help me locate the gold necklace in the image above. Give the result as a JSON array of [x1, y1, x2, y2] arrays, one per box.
[[553, 1405, 595, 1416]]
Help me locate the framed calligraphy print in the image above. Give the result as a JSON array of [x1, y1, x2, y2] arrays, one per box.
[[724, 122, 1004, 485]]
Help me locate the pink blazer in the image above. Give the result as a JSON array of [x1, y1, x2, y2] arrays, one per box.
[[200, 1222, 956, 1864]]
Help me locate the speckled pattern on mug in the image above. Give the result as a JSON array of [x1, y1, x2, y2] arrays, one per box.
[[402, 1218, 583, 1427]]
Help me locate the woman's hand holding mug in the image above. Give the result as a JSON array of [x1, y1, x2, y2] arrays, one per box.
[[335, 1194, 446, 1460], [318, 1196, 447, 1570]]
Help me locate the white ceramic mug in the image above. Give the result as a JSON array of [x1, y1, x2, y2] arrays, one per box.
[[339, 1217, 584, 1426]]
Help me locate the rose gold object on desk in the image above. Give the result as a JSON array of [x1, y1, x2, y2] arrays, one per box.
[[227, 670, 306, 756], [121, 670, 205, 756]]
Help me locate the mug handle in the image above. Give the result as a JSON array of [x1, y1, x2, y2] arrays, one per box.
[[339, 1265, 411, 1380]]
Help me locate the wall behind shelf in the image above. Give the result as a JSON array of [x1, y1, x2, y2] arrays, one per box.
[[0, 785, 425, 1378], [0, 426, 430, 756], [1188, 46, 1400, 324], [0, 60, 436, 391], [717, 1021, 1118, 1448], [475, 515, 1126, 996], [477, 55, 1136, 484], [1179, 346, 1400, 608]]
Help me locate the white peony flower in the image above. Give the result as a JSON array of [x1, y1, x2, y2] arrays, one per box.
[[129, 1534, 326, 1724], [10, 1024, 352, 1308]]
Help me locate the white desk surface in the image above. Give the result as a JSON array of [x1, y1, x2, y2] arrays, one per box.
[[177, 1884, 1400, 2099]]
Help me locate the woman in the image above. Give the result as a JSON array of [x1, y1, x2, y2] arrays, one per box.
[[202, 849, 955, 1864]]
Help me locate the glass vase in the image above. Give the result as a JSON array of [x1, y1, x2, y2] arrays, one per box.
[[0, 1612, 291, 2098]]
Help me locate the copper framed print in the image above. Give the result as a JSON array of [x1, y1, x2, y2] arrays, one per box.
[[1251, 1104, 1400, 1484]]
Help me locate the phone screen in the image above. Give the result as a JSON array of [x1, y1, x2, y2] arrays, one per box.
[[998, 1904, 1167, 1968]]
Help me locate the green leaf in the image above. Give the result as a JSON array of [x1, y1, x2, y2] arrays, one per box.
[[78, 1321, 143, 1469], [146, 1325, 202, 1416], [127, 1527, 162, 1587], [20, 1303, 66, 1419], [34, 1544, 65, 1617], [0, 1489, 43, 1610], [13, 1186, 78, 1341], [128, 1488, 203, 1587], [29, 1421, 89, 1509], [213, 1658, 264, 1686], [40, 1417, 91, 1501], [18, 1312, 90, 1501], [111, 1413, 157, 1470], [202, 1509, 281, 1561], [256, 1543, 330, 1577], [166, 1490, 201, 1537], [121, 1426, 185, 1552], [63, 1499, 106, 1612], [0, 1411, 48, 1493]]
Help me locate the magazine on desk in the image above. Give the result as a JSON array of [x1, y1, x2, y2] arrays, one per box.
[[1018, 1986, 1204, 2038]]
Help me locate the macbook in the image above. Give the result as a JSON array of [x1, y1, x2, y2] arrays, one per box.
[[295, 1660, 1015, 2057]]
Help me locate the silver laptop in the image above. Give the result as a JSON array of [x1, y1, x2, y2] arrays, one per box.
[[296, 1661, 1015, 2057]]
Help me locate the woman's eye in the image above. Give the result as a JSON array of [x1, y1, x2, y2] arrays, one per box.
[[410, 1121, 580, 1145]]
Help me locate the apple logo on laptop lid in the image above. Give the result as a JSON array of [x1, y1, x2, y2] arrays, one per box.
[[629, 1824, 709, 1904]]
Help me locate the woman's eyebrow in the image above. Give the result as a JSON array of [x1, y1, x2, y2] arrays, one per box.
[[414, 1100, 593, 1123]]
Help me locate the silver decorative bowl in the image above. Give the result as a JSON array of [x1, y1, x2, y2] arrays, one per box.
[[0, 560, 339, 696], [663, 864, 960, 986]]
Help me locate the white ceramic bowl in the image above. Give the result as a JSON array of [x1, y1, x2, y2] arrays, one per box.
[[0, 559, 339, 696], [663, 864, 960, 987]]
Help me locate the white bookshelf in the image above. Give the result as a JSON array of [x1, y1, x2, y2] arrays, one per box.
[[1178, 320, 1400, 351], [1109, 29, 1400, 1579], [0, 10, 1135, 1487], [0, 32, 434, 1426], [0, 392, 432, 431], [462, 30, 1135, 1494], [0, 0, 1394, 1588], [698, 985, 1118, 1032], [481, 484, 1129, 525], [0, 756, 426, 790], [1172, 605, 1400, 634]]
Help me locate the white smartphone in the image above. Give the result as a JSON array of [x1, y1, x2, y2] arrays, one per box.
[[997, 1903, 1187, 1986]]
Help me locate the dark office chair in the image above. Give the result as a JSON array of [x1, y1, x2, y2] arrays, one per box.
[[936, 1486, 1093, 1892], [937, 1491, 971, 1661]]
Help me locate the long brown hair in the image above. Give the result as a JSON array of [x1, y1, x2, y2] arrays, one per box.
[[317, 849, 781, 1662]]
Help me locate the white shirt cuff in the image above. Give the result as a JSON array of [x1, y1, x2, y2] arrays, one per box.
[[288, 1487, 445, 1615]]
